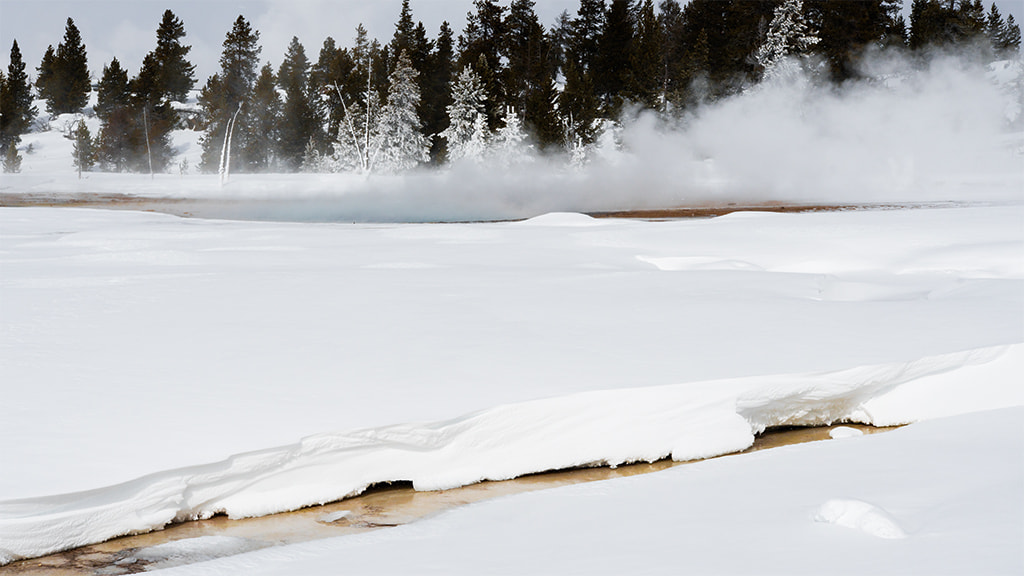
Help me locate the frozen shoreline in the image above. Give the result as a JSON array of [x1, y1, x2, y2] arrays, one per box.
[[1, 344, 1020, 565]]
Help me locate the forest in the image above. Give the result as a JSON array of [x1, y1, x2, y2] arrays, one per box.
[[0, 0, 1020, 175]]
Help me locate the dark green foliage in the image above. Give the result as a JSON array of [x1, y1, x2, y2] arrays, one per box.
[[987, 4, 1022, 54], [594, 0, 635, 116], [245, 63, 283, 171], [806, 0, 892, 81], [199, 15, 262, 172], [3, 137, 22, 172], [458, 0, 508, 127], [423, 21, 456, 161], [630, 0, 663, 108], [35, 45, 56, 103], [503, 0, 561, 146], [1, 40, 37, 154], [278, 37, 321, 170], [909, 0, 987, 49], [46, 18, 91, 114], [71, 120, 96, 173], [137, 10, 196, 102]]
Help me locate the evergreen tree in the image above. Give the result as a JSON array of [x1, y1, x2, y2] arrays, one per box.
[[1002, 15, 1022, 53], [0, 40, 37, 154], [441, 65, 487, 162], [559, 0, 605, 146], [630, 0, 662, 108], [595, 0, 635, 117], [3, 137, 22, 173], [35, 45, 56, 103], [503, 0, 560, 146], [71, 120, 96, 174], [49, 18, 90, 114], [278, 37, 321, 170], [139, 10, 196, 102], [755, 0, 820, 82], [376, 50, 430, 173], [390, 0, 417, 71], [95, 58, 133, 171], [199, 15, 262, 172], [492, 106, 529, 166], [458, 0, 507, 127], [245, 63, 283, 171], [423, 21, 455, 161], [95, 58, 130, 122]]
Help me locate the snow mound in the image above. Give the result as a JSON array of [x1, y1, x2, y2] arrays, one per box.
[[828, 427, 864, 439], [1, 344, 1018, 564], [814, 499, 908, 539], [637, 255, 764, 271], [514, 212, 604, 227]]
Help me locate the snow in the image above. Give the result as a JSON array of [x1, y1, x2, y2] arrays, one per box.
[[814, 499, 908, 539], [153, 407, 1024, 576], [1, 203, 1022, 567]]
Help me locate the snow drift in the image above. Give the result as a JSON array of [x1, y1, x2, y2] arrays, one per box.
[[1, 344, 1020, 564]]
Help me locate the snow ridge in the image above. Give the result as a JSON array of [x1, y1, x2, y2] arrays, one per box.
[[1, 344, 1019, 565]]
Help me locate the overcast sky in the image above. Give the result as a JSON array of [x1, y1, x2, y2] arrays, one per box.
[[1, 0, 1021, 86]]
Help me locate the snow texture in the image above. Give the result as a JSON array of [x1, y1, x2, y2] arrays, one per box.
[[1, 204, 1022, 565]]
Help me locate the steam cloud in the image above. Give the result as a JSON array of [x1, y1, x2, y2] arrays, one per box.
[[205, 51, 1023, 223]]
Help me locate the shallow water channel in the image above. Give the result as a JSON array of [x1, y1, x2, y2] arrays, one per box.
[[2, 424, 897, 575]]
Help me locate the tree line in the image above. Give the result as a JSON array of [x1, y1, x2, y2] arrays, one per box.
[[1, 0, 1020, 175]]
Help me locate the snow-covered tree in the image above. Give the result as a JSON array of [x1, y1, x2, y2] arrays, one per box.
[[492, 106, 530, 167], [754, 0, 820, 83], [329, 73, 382, 174], [375, 50, 430, 174], [463, 113, 491, 163], [440, 65, 486, 162]]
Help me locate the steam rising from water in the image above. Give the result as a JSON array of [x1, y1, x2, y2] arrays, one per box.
[[209, 52, 1023, 223]]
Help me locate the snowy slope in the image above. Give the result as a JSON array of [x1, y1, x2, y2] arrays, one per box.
[[1, 205, 1022, 564], [154, 407, 1024, 576]]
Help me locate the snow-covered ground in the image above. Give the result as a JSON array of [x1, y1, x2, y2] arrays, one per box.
[[1, 202, 1022, 569], [1, 56, 1023, 573]]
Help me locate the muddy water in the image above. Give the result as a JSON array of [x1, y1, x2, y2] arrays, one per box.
[[0, 193, 947, 222], [1, 424, 897, 575]]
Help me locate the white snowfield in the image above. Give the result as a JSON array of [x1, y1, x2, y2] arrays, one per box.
[[0, 204, 1022, 567]]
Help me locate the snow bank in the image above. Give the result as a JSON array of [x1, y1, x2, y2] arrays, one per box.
[[1, 344, 1020, 564], [155, 407, 1024, 576]]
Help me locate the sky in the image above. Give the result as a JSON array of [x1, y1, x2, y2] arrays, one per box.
[[0, 0, 578, 83], [2, 0, 1021, 88]]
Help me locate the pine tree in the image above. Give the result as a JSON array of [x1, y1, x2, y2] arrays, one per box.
[[595, 0, 635, 117], [755, 0, 820, 83], [441, 65, 487, 162], [49, 18, 90, 114], [1002, 15, 1022, 53], [423, 21, 455, 161], [376, 50, 430, 173], [95, 58, 132, 171], [35, 45, 56, 103], [458, 0, 507, 127], [630, 0, 662, 108], [278, 37, 321, 170], [199, 15, 262, 172], [139, 10, 196, 102], [95, 58, 130, 122], [245, 63, 283, 171], [71, 120, 96, 174], [0, 40, 37, 154], [3, 138, 22, 173], [492, 106, 529, 167]]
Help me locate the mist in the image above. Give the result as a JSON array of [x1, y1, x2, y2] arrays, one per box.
[[177, 50, 1024, 223]]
